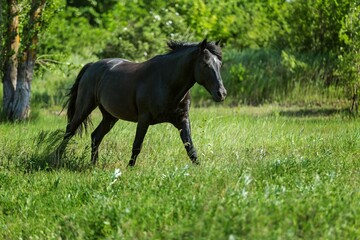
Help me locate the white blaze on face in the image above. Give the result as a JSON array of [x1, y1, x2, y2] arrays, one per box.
[[212, 55, 221, 66]]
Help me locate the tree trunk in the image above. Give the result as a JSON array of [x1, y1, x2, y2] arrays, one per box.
[[0, 1, 4, 65], [2, 0, 46, 120], [351, 85, 359, 115], [2, 0, 20, 119], [11, 57, 33, 119]]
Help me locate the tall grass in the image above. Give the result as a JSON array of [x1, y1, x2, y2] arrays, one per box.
[[0, 107, 359, 239]]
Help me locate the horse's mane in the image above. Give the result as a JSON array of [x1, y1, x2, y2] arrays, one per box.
[[167, 40, 222, 61]]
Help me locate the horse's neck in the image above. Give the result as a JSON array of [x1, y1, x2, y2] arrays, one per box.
[[162, 50, 197, 101]]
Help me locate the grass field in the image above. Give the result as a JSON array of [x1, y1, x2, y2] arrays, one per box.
[[0, 106, 359, 239]]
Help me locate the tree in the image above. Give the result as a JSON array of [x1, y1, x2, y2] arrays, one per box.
[[281, 0, 351, 54], [338, 3, 360, 114], [1, 0, 62, 121], [1, 0, 20, 120]]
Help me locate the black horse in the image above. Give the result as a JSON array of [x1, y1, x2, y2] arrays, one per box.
[[58, 39, 227, 166]]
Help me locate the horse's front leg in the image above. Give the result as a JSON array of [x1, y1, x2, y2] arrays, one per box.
[[174, 117, 199, 164], [128, 118, 149, 167]]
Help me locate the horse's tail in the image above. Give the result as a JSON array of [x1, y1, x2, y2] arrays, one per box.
[[64, 62, 93, 134]]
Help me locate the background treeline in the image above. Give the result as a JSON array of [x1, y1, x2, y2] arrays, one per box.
[[2, 0, 360, 111]]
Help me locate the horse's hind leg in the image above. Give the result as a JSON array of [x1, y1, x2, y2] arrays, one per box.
[[56, 99, 97, 164], [128, 115, 150, 167], [91, 108, 118, 164]]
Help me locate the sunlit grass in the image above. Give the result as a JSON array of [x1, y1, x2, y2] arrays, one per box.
[[0, 106, 359, 239]]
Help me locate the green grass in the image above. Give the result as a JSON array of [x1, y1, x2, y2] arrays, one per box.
[[0, 106, 359, 239]]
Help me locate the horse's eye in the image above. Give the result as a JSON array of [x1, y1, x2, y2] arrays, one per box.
[[202, 60, 210, 67]]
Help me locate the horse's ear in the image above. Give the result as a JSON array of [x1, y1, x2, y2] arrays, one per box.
[[215, 40, 221, 46], [200, 38, 208, 51]]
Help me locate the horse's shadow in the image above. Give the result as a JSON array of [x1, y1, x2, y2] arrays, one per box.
[[278, 107, 349, 117], [24, 130, 93, 172]]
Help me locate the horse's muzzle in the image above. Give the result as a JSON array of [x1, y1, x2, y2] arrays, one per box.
[[213, 87, 227, 102]]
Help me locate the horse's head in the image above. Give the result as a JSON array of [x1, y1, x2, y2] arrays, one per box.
[[194, 39, 227, 102]]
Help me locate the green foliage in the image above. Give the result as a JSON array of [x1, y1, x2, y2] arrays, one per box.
[[283, 0, 351, 54], [66, 0, 118, 26], [0, 107, 359, 238], [212, 48, 341, 105], [337, 3, 360, 113], [14, 0, 65, 55], [98, 2, 191, 61], [38, 6, 109, 60], [0, 0, 6, 76], [0, 0, 66, 80], [97, 0, 291, 59]]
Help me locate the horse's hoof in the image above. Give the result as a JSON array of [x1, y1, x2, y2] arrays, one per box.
[[127, 160, 135, 167], [192, 159, 200, 165]]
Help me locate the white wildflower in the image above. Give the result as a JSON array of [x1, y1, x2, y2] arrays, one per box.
[[113, 168, 122, 178], [241, 188, 248, 198], [229, 234, 236, 240], [154, 15, 161, 21], [243, 173, 252, 185], [110, 168, 122, 186]]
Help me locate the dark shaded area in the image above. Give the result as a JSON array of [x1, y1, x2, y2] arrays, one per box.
[[2, 130, 95, 172], [0, 106, 40, 123], [66, 0, 118, 26], [279, 108, 350, 117]]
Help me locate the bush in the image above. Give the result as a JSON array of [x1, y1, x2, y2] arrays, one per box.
[[192, 48, 343, 106], [98, 4, 192, 61]]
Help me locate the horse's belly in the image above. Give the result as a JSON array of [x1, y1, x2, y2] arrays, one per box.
[[101, 98, 138, 122], [98, 85, 138, 122]]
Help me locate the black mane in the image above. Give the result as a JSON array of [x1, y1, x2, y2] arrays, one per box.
[[167, 40, 222, 61]]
